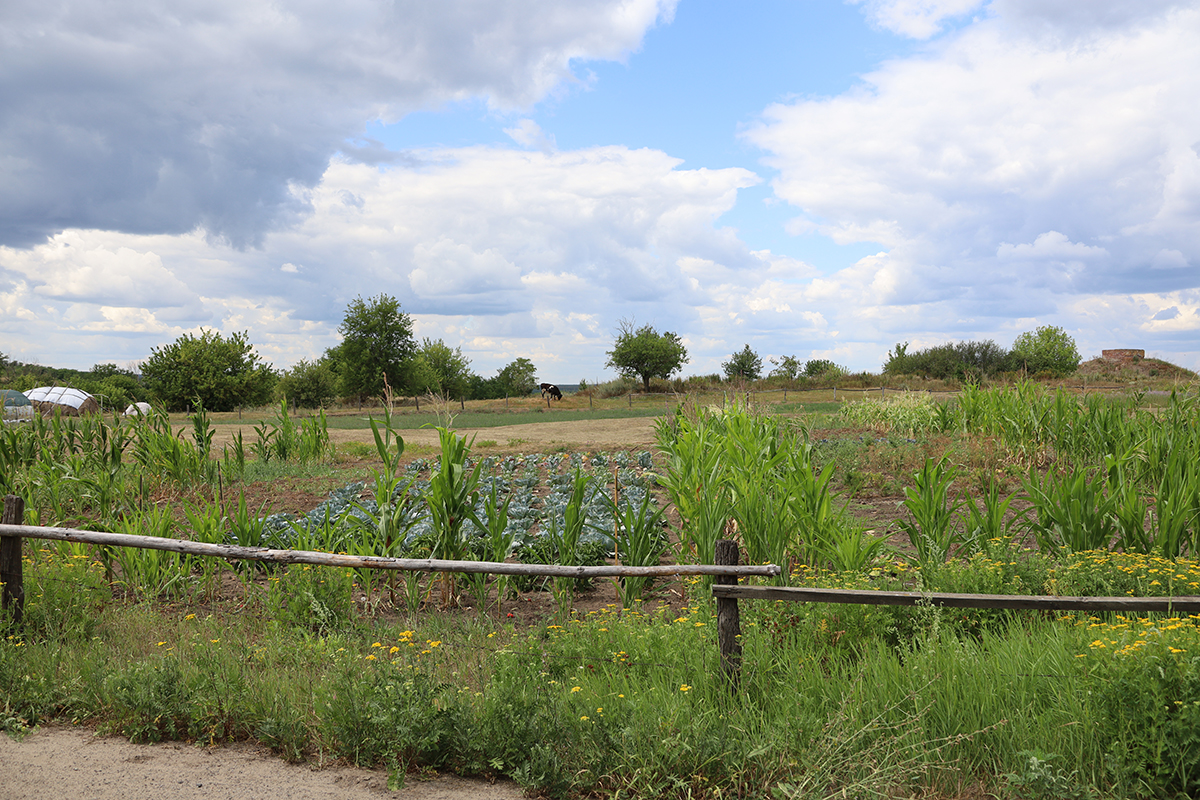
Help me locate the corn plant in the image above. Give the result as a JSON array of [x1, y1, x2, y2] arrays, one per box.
[[1148, 449, 1200, 558], [463, 482, 516, 613], [183, 500, 227, 600], [544, 468, 592, 616], [824, 523, 888, 573], [190, 401, 215, 458], [782, 445, 843, 569], [1023, 466, 1119, 555], [656, 421, 730, 568], [897, 457, 965, 571], [223, 430, 247, 479], [227, 493, 271, 551], [423, 426, 482, 606], [253, 399, 333, 465], [963, 481, 1022, 544], [606, 489, 668, 608], [114, 505, 186, 600]]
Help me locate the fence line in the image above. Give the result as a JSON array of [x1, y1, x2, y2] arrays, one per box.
[[709, 540, 1200, 692], [710, 584, 1200, 614], [0, 497, 780, 625]]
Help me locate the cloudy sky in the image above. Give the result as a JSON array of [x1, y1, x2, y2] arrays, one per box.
[[2, 0, 1198, 383]]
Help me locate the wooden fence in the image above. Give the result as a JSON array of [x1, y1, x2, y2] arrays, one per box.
[[0, 496, 779, 627], [709, 540, 1200, 691], [8, 492, 1199, 693]]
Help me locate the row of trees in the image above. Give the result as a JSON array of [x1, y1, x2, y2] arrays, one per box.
[[139, 295, 545, 411], [883, 326, 1081, 380], [2, 306, 1085, 412]]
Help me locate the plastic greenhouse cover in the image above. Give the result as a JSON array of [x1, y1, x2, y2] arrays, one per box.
[[25, 386, 95, 408]]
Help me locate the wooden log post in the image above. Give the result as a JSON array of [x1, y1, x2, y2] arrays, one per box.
[[714, 538, 742, 692], [1, 495, 25, 626]]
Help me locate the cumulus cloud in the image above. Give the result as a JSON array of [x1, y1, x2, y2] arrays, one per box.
[[748, 1, 1200, 368], [0, 143, 768, 375], [505, 120, 557, 153], [0, 0, 676, 248], [848, 0, 986, 39]]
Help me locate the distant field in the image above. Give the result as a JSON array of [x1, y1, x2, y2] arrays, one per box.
[[322, 406, 669, 430]]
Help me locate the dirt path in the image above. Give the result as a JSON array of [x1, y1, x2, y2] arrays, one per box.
[[210, 415, 660, 453], [0, 726, 525, 800]]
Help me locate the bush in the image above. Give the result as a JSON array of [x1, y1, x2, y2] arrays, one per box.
[[142, 329, 276, 412], [884, 340, 1009, 381], [1010, 326, 1080, 378], [276, 358, 339, 409], [722, 345, 763, 381]]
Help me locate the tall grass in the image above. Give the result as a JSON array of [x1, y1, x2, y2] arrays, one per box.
[[13, 569, 1200, 797]]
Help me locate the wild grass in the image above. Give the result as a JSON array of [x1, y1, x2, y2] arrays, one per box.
[[12, 565, 1199, 797], [6, 382, 1200, 797]]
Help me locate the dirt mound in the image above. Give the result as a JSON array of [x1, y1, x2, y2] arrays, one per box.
[[1076, 355, 1196, 382]]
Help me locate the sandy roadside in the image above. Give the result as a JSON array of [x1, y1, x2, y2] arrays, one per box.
[[0, 726, 525, 800]]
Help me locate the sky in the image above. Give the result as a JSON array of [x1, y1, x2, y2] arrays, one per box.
[[2, 0, 1198, 384]]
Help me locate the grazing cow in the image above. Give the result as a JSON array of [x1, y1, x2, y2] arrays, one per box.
[[539, 383, 563, 401]]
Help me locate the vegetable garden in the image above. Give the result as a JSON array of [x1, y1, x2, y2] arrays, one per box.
[[4, 382, 1200, 798]]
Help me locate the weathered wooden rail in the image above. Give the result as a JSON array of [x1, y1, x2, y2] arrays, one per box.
[[0, 496, 780, 626], [709, 541, 1200, 691]]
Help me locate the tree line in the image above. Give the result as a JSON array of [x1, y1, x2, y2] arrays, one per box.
[[0, 305, 1084, 413], [0, 295, 544, 412]]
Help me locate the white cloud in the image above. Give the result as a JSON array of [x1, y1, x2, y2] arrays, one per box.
[[505, 120, 557, 153], [0, 0, 676, 247], [848, 0, 986, 39], [747, 2, 1200, 369], [996, 231, 1108, 262], [0, 143, 767, 376]]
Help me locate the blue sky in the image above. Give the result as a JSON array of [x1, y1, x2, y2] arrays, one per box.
[[2, 0, 1198, 384]]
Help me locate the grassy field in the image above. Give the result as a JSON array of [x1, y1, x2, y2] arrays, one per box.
[[4, 382, 1200, 798]]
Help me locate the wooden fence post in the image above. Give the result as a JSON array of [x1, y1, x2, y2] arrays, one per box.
[[1, 495, 25, 626], [715, 539, 742, 692]]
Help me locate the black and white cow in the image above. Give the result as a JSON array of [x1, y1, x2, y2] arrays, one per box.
[[539, 383, 563, 400]]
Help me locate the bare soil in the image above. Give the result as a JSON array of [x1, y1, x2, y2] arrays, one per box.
[[0, 725, 524, 799]]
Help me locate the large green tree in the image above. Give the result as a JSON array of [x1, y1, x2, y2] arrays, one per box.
[[496, 357, 539, 396], [276, 357, 339, 409], [606, 319, 689, 391], [142, 329, 275, 411], [722, 344, 763, 381], [418, 338, 473, 400], [1010, 325, 1081, 377], [336, 294, 417, 401]]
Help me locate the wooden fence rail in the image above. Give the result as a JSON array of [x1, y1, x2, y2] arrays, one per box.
[[0, 496, 781, 626], [711, 584, 1200, 614], [709, 553, 1200, 692]]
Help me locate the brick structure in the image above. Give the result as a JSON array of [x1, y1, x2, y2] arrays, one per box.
[[1102, 349, 1145, 363]]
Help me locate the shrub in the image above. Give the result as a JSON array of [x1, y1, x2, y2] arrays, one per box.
[[1010, 326, 1081, 378], [142, 329, 275, 412], [276, 358, 339, 409]]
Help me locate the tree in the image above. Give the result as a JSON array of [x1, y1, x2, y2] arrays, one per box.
[[804, 359, 845, 378], [722, 344, 763, 381], [277, 357, 339, 409], [605, 319, 689, 392], [496, 357, 538, 396], [768, 355, 802, 380], [419, 338, 473, 399], [337, 294, 417, 401], [1010, 325, 1081, 377], [142, 329, 275, 411]]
